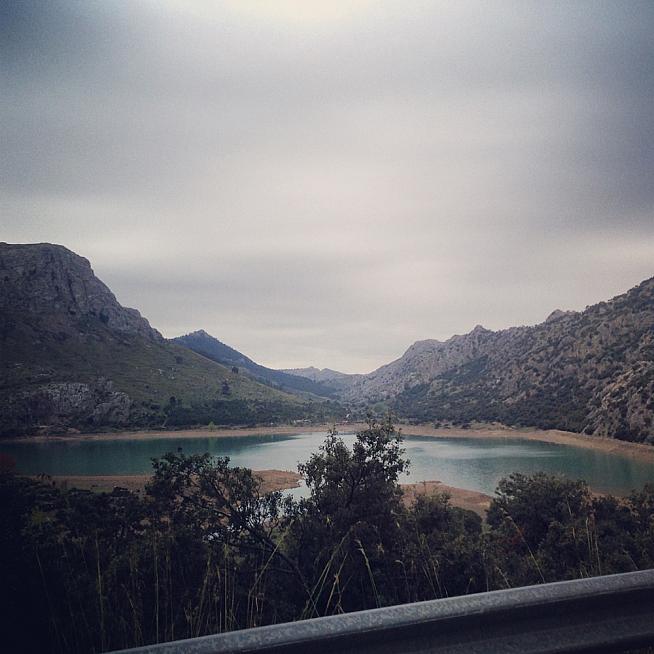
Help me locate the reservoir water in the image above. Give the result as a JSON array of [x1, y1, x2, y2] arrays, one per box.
[[2, 431, 653, 496]]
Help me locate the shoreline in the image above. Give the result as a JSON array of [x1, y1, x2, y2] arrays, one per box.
[[2, 423, 357, 444], [34, 469, 303, 495], [401, 480, 491, 517], [35, 472, 491, 517], [399, 424, 654, 464], [13, 422, 652, 517], [5, 421, 653, 463], [16, 422, 650, 514]]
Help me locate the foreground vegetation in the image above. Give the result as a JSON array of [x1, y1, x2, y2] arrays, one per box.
[[1, 419, 653, 653]]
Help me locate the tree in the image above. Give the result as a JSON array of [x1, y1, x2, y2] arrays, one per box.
[[402, 492, 484, 599], [486, 473, 595, 585], [147, 452, 287, 546], [299, 415, 408, 528], [146, 452, 308, 623], [286, 417, 410, 614]]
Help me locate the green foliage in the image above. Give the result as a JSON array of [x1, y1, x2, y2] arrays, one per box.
[[0, 455, 304, 652], [287, 417, 410, 613], [0, 319, 340, 435], [299, 416, 408, 523], [162, 396, 331, 428], [1, 422, 653, 652], [485, 473, 654, 587], [402, 493, 484, 598]]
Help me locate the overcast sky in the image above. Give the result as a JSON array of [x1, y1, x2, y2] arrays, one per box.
[[2, 1, 653, 372]]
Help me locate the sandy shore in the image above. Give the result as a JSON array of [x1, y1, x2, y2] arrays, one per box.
[[9, 421, 653, 463], [38, 469, 302, 495], [38, 471, 490, 516], [7, 424, 358, 444], [401, 481, 491, 517], [398, 424, 654, 464]]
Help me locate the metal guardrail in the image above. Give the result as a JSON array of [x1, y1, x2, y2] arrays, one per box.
[[112, 569, 654, 654]]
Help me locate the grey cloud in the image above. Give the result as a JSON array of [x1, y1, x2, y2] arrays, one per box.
[[2, 0, 653, 372]]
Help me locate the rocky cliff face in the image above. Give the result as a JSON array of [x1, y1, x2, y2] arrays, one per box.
[[342, 325, 498, 401], [0, 243, 315, 436], [0, 242, 161, 341], [344, 278, 654, 443], [3, 379, 132, 435], [0, 243, 159, 433]]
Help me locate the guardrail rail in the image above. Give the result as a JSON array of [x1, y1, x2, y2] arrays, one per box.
[[112, 569, 654, 654]]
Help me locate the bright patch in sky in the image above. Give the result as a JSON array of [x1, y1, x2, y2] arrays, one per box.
[[175, 0, 374, 26]]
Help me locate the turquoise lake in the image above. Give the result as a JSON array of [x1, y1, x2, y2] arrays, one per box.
[[2, 431, 653, 497]]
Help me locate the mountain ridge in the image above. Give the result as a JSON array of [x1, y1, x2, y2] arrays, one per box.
[[0, 243, 331, 435], [172, 330, 340, 398], [342, 276, 654, 443], [2, 242, 652, 442], [0, 242, 162, 342], [279, 366, 357, 390]]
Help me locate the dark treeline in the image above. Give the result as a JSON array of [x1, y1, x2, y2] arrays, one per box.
[[1, 419, 653, 653], [160, 396, 337, 428]]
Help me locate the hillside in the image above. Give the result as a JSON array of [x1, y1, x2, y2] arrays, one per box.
[[0, 243, 333, 436], [280, 366, 357, 392], [173, 330, 339, 398], [343, 278, 654, 443], [4, 243, 651, 442]]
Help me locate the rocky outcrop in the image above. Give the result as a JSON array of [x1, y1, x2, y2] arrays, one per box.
[[0, 243, 161, 434], [343, 325, 496, 401], [4, 379, 131, 434], [0, 242, 161, 341], [344, 277, 654, 443], [584, 361, 654, 442], [1, 243, 317, 436], [545, 309, 577, 323]]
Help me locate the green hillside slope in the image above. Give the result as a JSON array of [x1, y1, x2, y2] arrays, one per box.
[[173, 330, 339, 398], [344, 278, 654, 443], [0, 243, 335, 435]]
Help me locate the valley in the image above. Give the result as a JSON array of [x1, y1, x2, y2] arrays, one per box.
[[2, 242, 653, 444]]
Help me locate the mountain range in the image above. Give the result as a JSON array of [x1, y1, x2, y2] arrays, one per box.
[[172, 330, 339, 398], [0, 243, 336, 436], [1, 242, 652, 443], [340, 281, 654, 443], [279, 366, 356, 392]]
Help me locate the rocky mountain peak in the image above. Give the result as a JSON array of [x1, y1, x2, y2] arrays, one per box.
[[342, 275, 654, 442], [545, 309, 575, 323], [0, 242, 161, 341], [186, 329, 211, 339]]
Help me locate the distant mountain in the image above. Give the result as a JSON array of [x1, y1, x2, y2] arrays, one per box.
[[0, 243, 333, 435], [4, 243, 651, 443], [280, 366, 356, 390], [172, 330, 339, 398], [343, 278, 654, 443]]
